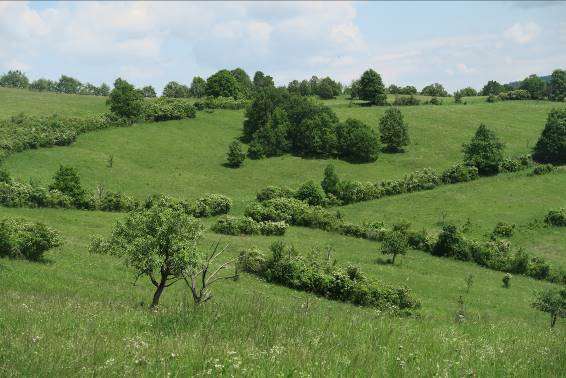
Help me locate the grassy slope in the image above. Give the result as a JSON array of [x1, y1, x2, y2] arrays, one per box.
[[1, 89, 565, 376]]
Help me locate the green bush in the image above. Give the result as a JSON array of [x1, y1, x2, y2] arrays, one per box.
[[49, 165, 86, 205], [544, 209, 566, 227], [393, 95, 420, 106], [0, 218, 61, 261], [239, 242, 420, 312], [532, 164, 556, 175], [226, 140, 246, 168], [143, 98, 196, 122], [256, 186, 296, 202], [379, 108, 409, 152], [498, 90, 530, 101], [532, 109, 566, 165], [336, 118, 381, 162], [212, 216, 261, 235], [441, 164, 479, 184], [295, 181, 326, 206], [491, 222, 515, 238], [107, 78, 143, 119], [192, 194, 232, 217], [463, 124, 505, 175]]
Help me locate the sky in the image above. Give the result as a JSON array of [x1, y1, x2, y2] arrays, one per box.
[[0, 1, 565, 92]]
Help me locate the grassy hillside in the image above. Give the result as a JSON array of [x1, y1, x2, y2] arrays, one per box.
[[1, 89, 565, 376]]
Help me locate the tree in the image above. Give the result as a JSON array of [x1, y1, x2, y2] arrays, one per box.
[[140, 86, 157, 98], [252, 107, 290, 156], [533, 108, 566, 164], [253, 71, 275, 89], [231, 68, 253, 97], [421, 83, 448, 97], [90, 199, 206, 308], [299, 80, 311, 96], [316, 77, 341, 99], [520, 74, 546, 100], [531, 288, 565, 328], [378, 108, 410, 152], [226, 140, 246, 168], [29, 78, 57, 92], [57, 75, 82, 94], [336, 118, 381, 162], [292, 110, 338, 157], [206, 69, 239, 98], [481, 80, 503, 96], [242, 86, 290, 142], [0, 70, 29, 88], [463, 124, 505, 175], [358, 69, 387, 105], [458, 87, 478, 97], [49, 165, 85, 204], [189, 76, 206, 98], [295, 180, 326, 206], [97, 83, 110, 96], [162, 81, 190, 98], [287, 80, 300, 95], [381, 229, 409, 264], [348, 79, 361, 99], [321, 164, 340, 195], [107, 78, 143, 119], [548, 69, 566, 102], [309, 75, 320, 95]]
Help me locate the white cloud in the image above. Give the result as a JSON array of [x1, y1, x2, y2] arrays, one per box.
[[504, 22, 541, 44]]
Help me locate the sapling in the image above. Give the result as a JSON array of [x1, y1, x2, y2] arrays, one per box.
[[465, 274, 474, 293], [502, 273, 511, 288], [380, 228, 409, 264], [532, 288, 565, 328]]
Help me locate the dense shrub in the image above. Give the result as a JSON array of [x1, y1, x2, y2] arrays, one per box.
[[358, 69, 387, 105], [486, 95, 498, 103], [532, 109, 566, 164], [548, 69, 566, 102], [421, 83, 448, 97], [162, 81, 190, 98], [0, 70, 29, 88], [491, 222, 515, 238], [226, 140, 246, 168], [212, 216, 261, 235], [321, 164, 340, 195], [336, 118, 380, 162], [379, 108, 409, 152], [544, 209, 566, 227], [520, 74, 546, 100], [107, 78, 144, 119], [206, 70, 240, 98], [239, 242, 420, 312], [440, 164, 479, 184], [380, 229, 409, 264], [139, 86, 157, 98], [427, 97, 442, 105], [463, 124, 505, 175], [393, 95, 420, 106], [336, 180, 381, 204], [256, 186, 296, 202], [49, 165, 86, 205], [196, 96, 249, 110], [192, 194, 232, 217], [0, 218, 61, 261], [142, 98, 196, 121], [295, 181, 326, 206], [531, 164, 556, 175], [498, 90, 530, 101]]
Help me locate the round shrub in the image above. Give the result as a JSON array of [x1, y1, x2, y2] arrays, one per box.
[[544, 208, 566, 227], [295, 181, 326, 206], [0, 218, 61, 261]]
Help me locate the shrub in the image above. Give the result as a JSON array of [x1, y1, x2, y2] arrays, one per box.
[[481, 80, 504, 96], [162, 81, 190, 98], [239, 242, 420, 312], [463, 124, 505, 175], [520, 74, 546, 100], [0, 70, 29, 88], [142, 98, 196, 122], [336, 180, 381, 204], [0, 218, 61, 261], [502, 273, 512, 288], [212, 216, 261, 236], [432, 224, 469, 260], [259, 221, 288, 236], [256, 186, 296, 202], [336, 118, 381, 162], [226, 140, 246, 168], [192, 194, 232, 217], [441, 164, 479, 184], [321, 164, 340, 195], [190, 76, 207, 98], [532, 288, 565, 328], [427, 96, 442, 105], [107, 78, 144, 119], [378, 108, 410, 152], [544, 208, 566, 227], [206, 70, 240, 98], [532, 109, 566, 165], [528, 257, 551, 280], [491, 222, 515, 238], [202, 96, 249, 110], [139, 86, 157, 98], [498, 90, 530, 101], [393, 95, 420, 106], [295, 181, 326, 206], [532, 164, 556, 175], [49, 165, 86, 205], [548, 69, 566, 102], [486, 95, 498, 103], [421, 83, 448, 97], [96, 191, 139, 212], [358, 69, 387, 105], [380, 229, 409, 264]]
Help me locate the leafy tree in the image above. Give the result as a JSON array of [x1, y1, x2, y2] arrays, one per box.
[[454, 90, 463, 104], [309, 75, 320, 95], [107, 78, 143, 119], [253, 71, 274, 89], [548, 69, 566, 102], [358, 69, 387, 105], [533, 108, 566, 164], [243, 86, 290, 141], [226, 140, 246, 168], [162, 81, 190, 98], [293, 111, 338, 156], [140, 86, 157, 98], [348, 79, 361, 99], [399, 85, 417, 95], [463, 124, 505, 175], [299, 80, 311, 96], [321, 164, 340, 195], [49, 165, 85, 204], [231, 68, 253, 97], [317, 80, 335, 99], [295, 180, 326, 206], [90, 199, 206, 308], [287, 80, 300, 95], [57, 75, 82, 94], [97, 83, 110, 96], [378, 107, 410, 152], [336, 118, 380, 162], [380, 229, 409, 264], [388, 84, 400, 94], [189, 76, 206, 98], [29, 78, 57, 92], [520, 74, 546, 100], [206, 69, 239, 98], [531, 288, 565, 328], [252, 107, 290, 156], [481, 80, 504, 96], [458, 87, 478, 97], [421, 83, 448, 97], [0, 70, 29, 88]]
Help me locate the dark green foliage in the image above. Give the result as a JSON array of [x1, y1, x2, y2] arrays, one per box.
[[486, 95, 498, 103], [242, 86, 290, 142], [502, 273, 511, 288], [454, 91, 463, 104], [189, 76, 207, 98], [427, 97, 442, 105], [548, 69, 566, 102], [421, 83, 448, 97], [206, 70, 239, 98], [531, 164, 556, 175], [251, 107, 290, 156], [388, 85, 417, 95], [440, 164, 479, 184], [432, 224, 469, 259], [0, 218, 61, 261], [212, 216, 287, 236], [295, 181, 326, 206], [292, 110, 338, 157], [195, 96, 249, 110], [533, 109, 566, 164], [358, 69, 387, 105], [29, 78, 57, 92], [0, 70, 29, 88], [107, 78, 144, 119], [520, 74, 546, 100], [532, 288, 566, 327], [239, 242, 420, 312], [142, 98, 196, 121], [57, 75, 82, 94], [253, 71, 275, 89], [393, 95, 420, 106], [379, 108, 409, 152], [463, 124, 505, 175], [458, 87, 478, 97], [49, 165, 85, 205], [481, 80, 504, 96], [491, 222, 515, 239], [0, 168, 11, 184], [315, 77, 342, 99], [544, 208, 566, 227], [499, 90, 530, 101], [162, 81, 190, 98], [226, 140, 246, 168], [336, 118, 381, 162], [381, 229, 409, 264], [139, 86, 157, 98], [192, 194, 232, 218], [230, 68, 253, 98], [256, 186, 296, 202], [321, 164, 340, 195]]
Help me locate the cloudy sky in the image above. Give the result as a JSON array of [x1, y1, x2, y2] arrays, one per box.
[[1, 1, 565, 92]]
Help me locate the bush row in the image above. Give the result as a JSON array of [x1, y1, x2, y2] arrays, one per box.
[[0, 218, 61, 261], [194, 96, 249, 110], [239, 241, 420, 313], [498, 90, 531, 101], [212, 216, 287, 236], [142, 98, 196, 122]]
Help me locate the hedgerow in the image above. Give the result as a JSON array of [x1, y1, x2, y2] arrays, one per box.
[[239, 241, 420, 313], [499, 90, 530, 101], [193, 96, 249, 110], [142, 98, 196, 122], [0, 218, 61, 261], [212, 216, 287, 236]]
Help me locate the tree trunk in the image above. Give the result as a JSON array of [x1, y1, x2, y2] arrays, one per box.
[[551, 313, 557, 328], [391, 253, 397, 265], [151, 275, 167, 308]]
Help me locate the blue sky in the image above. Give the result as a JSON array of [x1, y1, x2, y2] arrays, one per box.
[[1, 1, 564, 92]]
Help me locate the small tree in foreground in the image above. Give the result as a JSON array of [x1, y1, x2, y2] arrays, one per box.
[[380, 229, 409, 264], [90, 199, 237, 308], [532, 288, 565, 328], [107, 78, 143, 119], [532, 109, 566, 165], [379, 108, 409, 152], [463, 124, 504, 175], [226, 140, 246, 168]]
